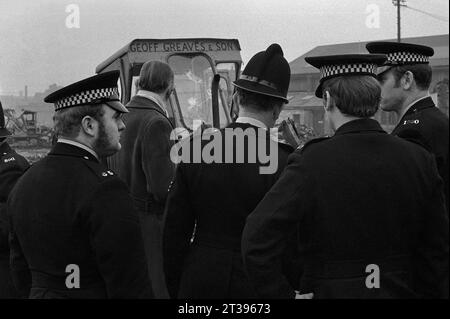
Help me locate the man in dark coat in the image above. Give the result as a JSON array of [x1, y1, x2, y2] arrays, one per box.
[[242, 54, 449, 299], [366, 42, 449, 214], [0, 101, 29, 298], [7, 71, 153, 298], [116, 61, 176, 298], [163, 44, 299, 298]]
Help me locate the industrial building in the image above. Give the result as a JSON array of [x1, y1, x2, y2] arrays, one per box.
[[285, 34, 449, 136]]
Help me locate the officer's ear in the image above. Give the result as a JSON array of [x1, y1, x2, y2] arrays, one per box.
[[272, 101, 285, 122], [165, 79, 175, 100], [401, 71, 414, 90], [323, 91, 333, 111], [80, 115, 99, 138]]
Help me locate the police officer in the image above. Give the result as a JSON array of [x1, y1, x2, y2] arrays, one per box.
[[366, 42, 449, 213], [163, 44, 297, 298], [0, 101, 29, 298], [7, 71, 153, 298], [242, 54, 449, 299]]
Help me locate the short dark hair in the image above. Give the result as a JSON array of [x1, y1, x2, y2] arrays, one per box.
[[53, 104, 104, 138], [236, 87, 285, 112], [322, 75, 381, 118], [391, 64, 432, 90], [138, 61, 174, 94]]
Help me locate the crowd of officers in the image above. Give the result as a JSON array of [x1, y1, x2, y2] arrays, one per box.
[[0, 40, 448, 299]]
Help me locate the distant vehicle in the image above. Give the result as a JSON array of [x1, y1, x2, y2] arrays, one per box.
[[4, 109, 52, 147], [96, 38, 243, 132]]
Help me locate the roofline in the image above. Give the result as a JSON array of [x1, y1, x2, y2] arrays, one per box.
[[96, 38, 241, 74], [292, 58, 450, 75], [316, 33, 448, 49], [290, 33, 449, 64]]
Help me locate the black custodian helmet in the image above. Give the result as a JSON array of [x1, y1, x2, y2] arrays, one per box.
[[233, 43, 291, 103]]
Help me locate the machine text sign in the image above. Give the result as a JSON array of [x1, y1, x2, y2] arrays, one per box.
[[130, 40, 238, 53]]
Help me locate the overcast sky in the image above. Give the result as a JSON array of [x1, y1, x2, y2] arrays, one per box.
[[0, 0, 448, 95]]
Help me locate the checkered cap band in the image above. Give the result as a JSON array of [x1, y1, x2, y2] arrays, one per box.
[[320, 63, 378, 79], [55, 87, 119, 110], [386, 51, 429, 64]]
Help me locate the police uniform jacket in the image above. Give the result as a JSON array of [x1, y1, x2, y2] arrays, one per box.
[[391, 96, 449, 213], [163, 122, 295, 298], [7, 142, 153, 298], [242, 119, 449, 299], [117, 95, 175, 216], [0, 142, 29, 298]]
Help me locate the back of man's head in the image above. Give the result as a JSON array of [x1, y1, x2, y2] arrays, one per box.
[[322, 75, 381, 118], [236, 87, 285, 113], [138, 61, 174, 94], [233, 43, 290, 121]]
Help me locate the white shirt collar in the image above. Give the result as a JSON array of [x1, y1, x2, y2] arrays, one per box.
[[235, 117, 267, 129], [57, 138, 99, 160], [136, 90, 168, 117]]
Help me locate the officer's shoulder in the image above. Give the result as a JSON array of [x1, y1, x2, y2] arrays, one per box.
[[426, 107, 449, 129], [1, 149, 29, 170], [389, 133, 433, 160], [81, 159, 119, 182], [295, 136, 331, 154], [397, 111, 446, 143]]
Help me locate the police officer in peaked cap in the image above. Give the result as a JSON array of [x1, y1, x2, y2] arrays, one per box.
[[366, 41, 449, 215], [7, 71, 153, 298], [163, 43, 300, 298], [242, 54, 448, 299], [0, 100, 29, 298]]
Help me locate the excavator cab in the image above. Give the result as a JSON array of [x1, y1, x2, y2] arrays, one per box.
[[96, 38, 242, 134], [21, 111, 38, 134]]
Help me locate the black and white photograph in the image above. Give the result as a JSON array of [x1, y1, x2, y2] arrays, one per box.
[[0, 0, 448, 311]]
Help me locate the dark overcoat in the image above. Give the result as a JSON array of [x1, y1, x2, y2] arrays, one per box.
[[391, 97, 449, 213], [7, 142, 153, 298], [163, 122, 295, 298], [242, 119, 449, 299], [0, 142, 29, 298], [116, 95, 176, 298]]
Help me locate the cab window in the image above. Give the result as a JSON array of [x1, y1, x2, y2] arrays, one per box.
[[167, 54, 229, 129]]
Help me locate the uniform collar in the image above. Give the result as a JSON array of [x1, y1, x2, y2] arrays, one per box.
[[235, 117, 268, 129], [334, 118, 386, 136], [51, 140, 99, 162], [135, 90, 169, 117], [402, 96, 435, 118], [394, 96, 435, 131]]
